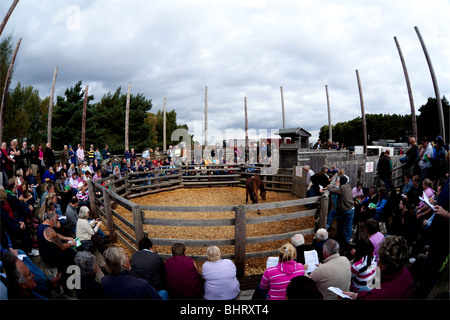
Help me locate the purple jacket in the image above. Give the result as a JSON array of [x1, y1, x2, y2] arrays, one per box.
[[357, 267, 414, 300]]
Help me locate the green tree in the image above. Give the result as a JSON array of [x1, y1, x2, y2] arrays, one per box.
[[51, 80, 94, 150], [417, 96, 449, 141], [4, 82, 44, 144], [91, 87, 153, 153]]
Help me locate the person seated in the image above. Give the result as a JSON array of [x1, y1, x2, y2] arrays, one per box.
[[352, 183, 364, 202], [344, 235, 414, 300], [286, 275, 323, 300], [5, 179, 33, 221], [253, 243, 306, 300], [73, 251, 104, 299], [101, 246, 163, 300], [164, 243, 204, 299], [291, 233, 315, 265], [36, 211, 77, 293], [76, 206, 107, 254], [42, 166, 56, 184], [349, 236, 378, 292], [201, 246, 240, 300], [130, 237, 166, 294], [312, 228, 329, 263], [309, 239, 351, 300]]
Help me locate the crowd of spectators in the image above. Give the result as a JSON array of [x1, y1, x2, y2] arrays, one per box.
[[1, 134, 448, 301]]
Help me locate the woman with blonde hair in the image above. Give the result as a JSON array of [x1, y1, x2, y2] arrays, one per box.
[[253, 243, 306, 300], [201, 246, 240, 300]]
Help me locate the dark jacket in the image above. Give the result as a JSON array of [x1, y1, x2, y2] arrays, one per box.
[[102, 271, 162, 300], [130, 249, 166, 291]]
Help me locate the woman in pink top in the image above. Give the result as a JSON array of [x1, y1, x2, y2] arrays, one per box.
[[256, 243, 306, 300]]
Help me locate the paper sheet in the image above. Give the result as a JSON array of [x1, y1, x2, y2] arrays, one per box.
[[266, 256, 279, 269], [328, 286, 352, 299], [419, 193, 436, 212], [304, 250, 319, 273]]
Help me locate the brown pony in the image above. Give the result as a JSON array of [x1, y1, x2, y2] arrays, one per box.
[[246, 175, 267, 210]]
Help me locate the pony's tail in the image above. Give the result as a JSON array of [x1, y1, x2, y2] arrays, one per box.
[[249, 181, 257, 203]]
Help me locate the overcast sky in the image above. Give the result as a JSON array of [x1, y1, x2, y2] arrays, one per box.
[[2, 0, 449, 145]]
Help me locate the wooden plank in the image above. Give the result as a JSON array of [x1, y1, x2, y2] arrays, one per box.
[[150, 238, 235, 247], [139, 204, 237, 212], [245, 228, 316, 245], [246, 209, 316, 225], [143, 217, 235, 226]]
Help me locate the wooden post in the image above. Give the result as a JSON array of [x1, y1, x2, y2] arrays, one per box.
[[204, 86, 208, 146], [132, 205, 144, 243], [244, 96, 248, 162], [0, 37, 21, 144], [280, 86, 286, 129], [0, 0, 20, 36], [125, 82, 131, 150], [318, 192, 329, 229], [47, 66, 58, 147], [102, 188, 116, 242], [234, 205, 247, 278], [415, 26, 445, 142], [325, 85, 332, 142], [87, 180, 97, 218], [394, 36, 417, 140], [356, 69, 367, 155], [81, 84, 88, 150], [163, 97, 167, 152]]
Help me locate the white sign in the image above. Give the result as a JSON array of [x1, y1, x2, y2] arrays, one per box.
[[365, 161, 374, 173]]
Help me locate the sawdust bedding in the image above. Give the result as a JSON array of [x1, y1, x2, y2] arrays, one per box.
[[112, 187, 316, 276]]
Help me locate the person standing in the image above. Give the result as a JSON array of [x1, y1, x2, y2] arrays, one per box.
[[322, 175, 355, 245]]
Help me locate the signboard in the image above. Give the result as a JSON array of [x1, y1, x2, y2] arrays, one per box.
[[365, 161, 374, 173]]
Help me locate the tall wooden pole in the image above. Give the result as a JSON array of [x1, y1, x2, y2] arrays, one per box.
[[325, 85, 332, 142], [47, 66, 58, 146], [81, 85, 89, 150], [394, 36, 417, 140], [125, 82, 131, 150], [204, 86, 208, 146], [244, 96, 248, 162], [356, 69, 367, 155], [163, 97, 167, 152], [415, 26, 445, 142], [0, 38, 21, 144], [280, 86, 286, 129], [0, 0, 20, 36]]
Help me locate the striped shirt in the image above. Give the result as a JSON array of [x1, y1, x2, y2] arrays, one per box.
[[260, 260, 306, 300], [351, 255, 378, 291]]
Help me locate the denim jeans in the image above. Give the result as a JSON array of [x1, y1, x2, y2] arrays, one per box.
[[326, 208, 355, 243]]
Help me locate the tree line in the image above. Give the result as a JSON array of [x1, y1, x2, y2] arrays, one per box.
[[319, 96, 449, 147], [1, 36, 188, 154]]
